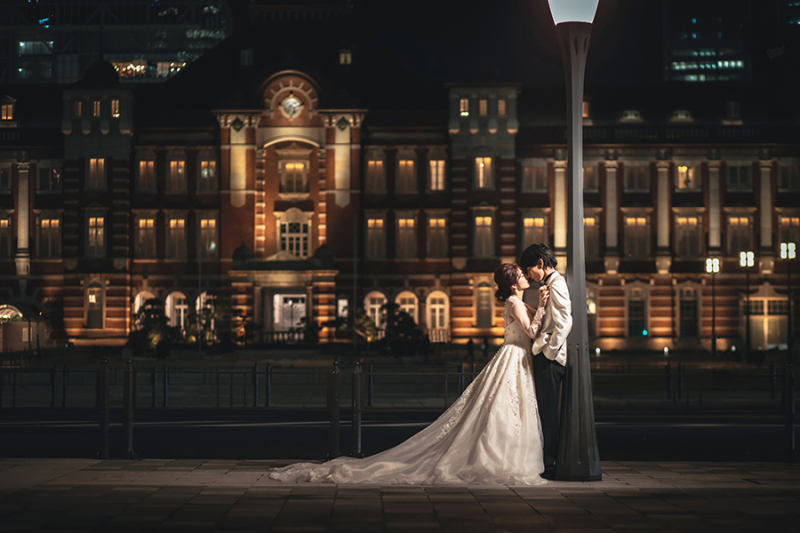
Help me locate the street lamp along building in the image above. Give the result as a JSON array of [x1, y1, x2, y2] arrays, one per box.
[[0, 6, 799, 354]]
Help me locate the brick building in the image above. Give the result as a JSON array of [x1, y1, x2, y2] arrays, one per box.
[[0, 2, 798, 353]]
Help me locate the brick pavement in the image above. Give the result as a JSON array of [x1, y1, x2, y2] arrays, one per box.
[[1, 458, 799, 532]]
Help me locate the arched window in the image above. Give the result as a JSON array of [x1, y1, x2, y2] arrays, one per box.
[[277, 207, 312, 259], [166, 291, 189, 330], [426, 291, 449, 342], [394, 291, 418, 324], [364, 291, 386, 329], [134, 291, 156, 315], [475, 283, 493, 328]]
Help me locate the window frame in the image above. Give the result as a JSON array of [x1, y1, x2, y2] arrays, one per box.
[[624, 214, 651, 259], [365, 149, 386, 193], [87, 157, 106, 190], [136, 152, 156, 193], [85, 280, 105, 329], [395, 150, 417, 193], [85, 211, 107, 258], [276, 207, 312, 259], [474, 156, 493, 190], [675, 162, 700, 191], [36, 211, 61, 259], [166, 212, 188, 260], [166, 150, 187, 193], [521, 160, 547, 193], [197, 211, 219, 260], [134, 211, 157, 259], [395, 212, 418, 259], [675, 213, 703, 258], [623, 164, 650, 192], [197, 150, 218, 193], [426, 213, 449, 259], [37, 162, 62, 193], [726, 213, 753, 256], [365, 212, 387, 259], [726, 162, 753, 191], [0, 213, 11, 259], [521, 211, 548, 251], [473, 212, 495, 258]]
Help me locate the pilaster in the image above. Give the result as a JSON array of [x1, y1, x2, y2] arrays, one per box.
[[656, 160, 671, 274], [604, 160, 619, 274]]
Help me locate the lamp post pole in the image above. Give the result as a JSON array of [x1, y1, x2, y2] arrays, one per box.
[[740, 251, 754, 362], [781, 241, 796, 456], [548, 0, 601, 482], [706, 258, 720, 359]]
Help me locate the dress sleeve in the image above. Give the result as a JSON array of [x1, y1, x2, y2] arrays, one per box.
[[508, 300, 546, 340]]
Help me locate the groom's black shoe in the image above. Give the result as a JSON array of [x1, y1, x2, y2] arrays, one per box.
[[541, 468, 556, 481]]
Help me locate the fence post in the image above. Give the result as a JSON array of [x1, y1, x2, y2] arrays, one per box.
[[123, 359, 135, 459], [151, 367, 157, 408], [770, 362, 777, 400], [677, 361, 684, 400], [327, 362, 340, 459], [266, 364, 272, 408], [163, 367, 169, 408], [62, 365, 68, 408], [99, 359, 110, 460], [352, 363, 362, 458], [368, 364, 374, 408], [50, 365, 56, 408], [665, 362, 672, 399], [252, 364, 258, 408]]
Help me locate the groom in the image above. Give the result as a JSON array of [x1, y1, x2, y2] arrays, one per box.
[[519, 243, 572, 480]]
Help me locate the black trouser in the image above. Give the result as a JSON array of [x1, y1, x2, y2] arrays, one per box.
[[533, 353, 565, 472]]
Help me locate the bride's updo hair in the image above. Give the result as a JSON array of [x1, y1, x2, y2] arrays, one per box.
[[494, 263, 522, 304]]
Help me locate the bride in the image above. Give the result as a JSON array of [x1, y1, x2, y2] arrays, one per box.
[[270, 263, 549, 485]]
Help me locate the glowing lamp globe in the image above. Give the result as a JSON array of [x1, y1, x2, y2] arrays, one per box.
[[547, 0, 599, 24]]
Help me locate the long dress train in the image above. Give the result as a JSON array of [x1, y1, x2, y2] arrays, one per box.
[[269, 296, 546, 485]]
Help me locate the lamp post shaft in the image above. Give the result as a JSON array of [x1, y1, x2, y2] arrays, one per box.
[[712, 272, 716, 359], [554, 21, 601, 482], [746, 268, 750, 362]]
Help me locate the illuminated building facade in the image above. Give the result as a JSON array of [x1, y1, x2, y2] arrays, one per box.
[[0, 1, 798, 354]]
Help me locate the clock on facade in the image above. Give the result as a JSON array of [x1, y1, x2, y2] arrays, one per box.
[[279, 94, 303, 120]]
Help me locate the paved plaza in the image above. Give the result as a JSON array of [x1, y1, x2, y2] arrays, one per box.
[[1, 459, 800, 532]]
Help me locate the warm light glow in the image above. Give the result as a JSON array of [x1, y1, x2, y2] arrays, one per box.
[[706, 257, 720, 273], [547, 0, 600, 24], [782, 242, 797, 260]]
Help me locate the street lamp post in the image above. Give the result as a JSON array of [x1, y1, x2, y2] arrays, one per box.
[[706, 258, 720, 359], [781, 241, 796, 456], [740, 251, 754, 362], [547, 0, 602, 481]]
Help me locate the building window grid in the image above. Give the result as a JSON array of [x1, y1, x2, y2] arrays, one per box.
[[137, 217, 156, 259], [427, 217, 447, 258], [429, 297, 447, 329], [397, 217, 416, 259], [167, 218, 186, 259], [779, 216, 800, 246], [111, 99, 120, 118], [366, 218, 385, 259], [583, 165, 598, 191], [92, 100, 101, 118], [138, 160, 155, 192], [522, 165, 547, 192], [479, 99, 487, 116], [88, 216, 105, 257], [474, 215, 493, 257], [38, 216, 60, 259], [199, 158, 217, 192], [625, 216, 649, 258], [73, 100, 82, 118], [0, 217, 10, 258], [200, 218, 217, 259], [366, 156, 384, 192], [676, 165, 699, 190], [522, 217, 546, 250], [624, 165, 649, 191], [168, 159, 186, 192], [1, 104, 13, 120], [584, 216, 599, 258], [280, 221, 309, 259], [459, 98, 469, 116], [676, 216, 701, 257], [88, 158, 105, 189], [727, 216, 751, 256], [429, 160, 445, 191], [38, 166, 61, 192], [780, 165, 800, 190], [498, 99, 506, 117], [475, 157, 492, 189], [397, 159, 415, 193], [727, 164, 752, 190]]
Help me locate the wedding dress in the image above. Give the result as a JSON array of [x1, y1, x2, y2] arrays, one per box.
[[269, 295, 546, 485]]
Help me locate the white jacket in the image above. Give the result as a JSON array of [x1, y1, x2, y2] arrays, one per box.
[[529, 270, 572, 366]]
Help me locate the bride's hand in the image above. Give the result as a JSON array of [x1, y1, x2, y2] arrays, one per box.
[[538, 289, 550, 308]]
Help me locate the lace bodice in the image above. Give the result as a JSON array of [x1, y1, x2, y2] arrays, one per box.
[[503, 299, 532, 349]]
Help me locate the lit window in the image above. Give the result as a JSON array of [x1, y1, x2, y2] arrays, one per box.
[[498, 99, 506, 117], [136, 217, 156, 259], [86, 283, 103, 329], [366, 218, 385, 259], [88, 158, 105, 189], [475, 157, 492, 188], [522, 165, 546, 192], [283, 162, 306, 193], [93, 100, 101, 118], [167, 218, 186, 259], [88, 216, 105, 257], [779, 216, 800, 248], [780, 165, 800, 191], [479, 99, 487, 116], [1, 104, 12, 120], [111, 99, 119, 118], [199, 155, 217, 192], [428, 293, 448, 329], [397, 158, 415, 192], [366, 152, 385, 193], [676, 216, 701, 257], [365, 292, 386, 329], [429, 159, 445, 191], [522, 217, 546, 250], [584, 217, 599, 258], [427, 217, 447, 258], [582, 101, 590, 118], [476, 284, 493, 328], [0, 217, 10, 259], [727, 216, 751, 256], [625, 217, 649, 258], [396, 292, 418, 323], [474, 216, 493, 257], [168, 159, 186, 192], [397, 217, 416, 259], [200, 217, 217, 259], [676, 165, 698, 190], [339, 49, 352, 65], [73, 100, 82, 118], [138, 159, 155, 192], [38, 216, 60, 259], [0, 167, 10, 191], [459, 98, 469, 116]]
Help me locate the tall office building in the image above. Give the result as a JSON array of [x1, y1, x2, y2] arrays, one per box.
[[0, 0, 232, 84], [663, 0, 752, 82]]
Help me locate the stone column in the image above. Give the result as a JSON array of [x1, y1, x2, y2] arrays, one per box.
[[604, 160, 619, 274], [553, 160, 567, 273], [656, 160, 672, 274], [707, 160, 721, 252]]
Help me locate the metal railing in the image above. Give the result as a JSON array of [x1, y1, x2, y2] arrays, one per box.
[[1, 360, 796, 460]]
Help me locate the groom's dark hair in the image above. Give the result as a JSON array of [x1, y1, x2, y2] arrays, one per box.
[[519, 243, 558, 271]]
